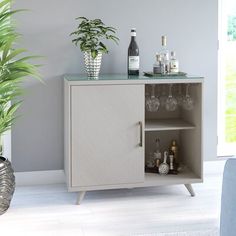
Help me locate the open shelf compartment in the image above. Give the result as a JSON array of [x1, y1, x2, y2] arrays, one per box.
[[144, 82, 203, 185], [144, 167, 202, 187]]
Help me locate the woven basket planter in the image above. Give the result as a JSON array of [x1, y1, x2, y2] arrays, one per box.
[[0, 156, 15, 215]]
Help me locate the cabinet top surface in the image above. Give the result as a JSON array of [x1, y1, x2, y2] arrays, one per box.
[[64, 74, 204, 85]]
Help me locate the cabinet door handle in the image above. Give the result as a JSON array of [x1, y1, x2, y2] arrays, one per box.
[[139, 121, 143, 147]]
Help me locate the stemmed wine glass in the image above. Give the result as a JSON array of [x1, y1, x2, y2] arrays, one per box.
[[146, 84, 160, 112], [182, 84, 194, 110], [159, 84, 168, 107], [176, 84, 184, 107], [165, 84, 178, 111]]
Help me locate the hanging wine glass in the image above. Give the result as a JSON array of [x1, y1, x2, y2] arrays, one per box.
[[159, 84, 168, 107], [182, 84, 194, 111], [145, 84, 160, 112], [165, 84, 178, 111], [176, 84, 184, 107]]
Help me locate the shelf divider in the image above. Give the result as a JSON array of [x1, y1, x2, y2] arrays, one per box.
[[145, 119, 195, 132]]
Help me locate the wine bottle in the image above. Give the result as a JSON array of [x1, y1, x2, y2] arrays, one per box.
[[128, 28, 139, 76]]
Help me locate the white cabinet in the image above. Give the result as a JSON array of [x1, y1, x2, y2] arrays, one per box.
[[64, 75, 204, 204]]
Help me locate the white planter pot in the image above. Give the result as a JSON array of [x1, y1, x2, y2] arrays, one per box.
[[84, 51, 102, 79]]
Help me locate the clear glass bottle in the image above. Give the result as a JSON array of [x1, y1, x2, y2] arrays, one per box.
[[170, 51, 179, 74], [153, 54, 161, 74], [153, 138, 162, 167], [163, 53, 170, 74], [159, 35, 170, 74], [146, 152, 155, 168]]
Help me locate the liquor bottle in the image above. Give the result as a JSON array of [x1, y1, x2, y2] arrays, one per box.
[[170, 140, 179, 165], [168, 150, 178, 175], [153, 54, 165, 74], [169, 151, 174, 171], [128, 28, 139, 76], [170, 51, 179, 74], [163, 53, 170, 74], [159, 35, 170, 74], [153, 54, 160, 74], [153, 138, 162, 167], [146, 152, 156, 168]]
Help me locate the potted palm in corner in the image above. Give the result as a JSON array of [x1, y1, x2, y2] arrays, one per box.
[[70, 17, 119, 78], [0, 0, 40, 215]]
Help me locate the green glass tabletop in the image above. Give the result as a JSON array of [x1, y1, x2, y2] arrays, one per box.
[[64, 74, 203, 81]]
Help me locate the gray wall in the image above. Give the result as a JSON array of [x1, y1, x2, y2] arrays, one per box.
[[12, 0, 218, 172]]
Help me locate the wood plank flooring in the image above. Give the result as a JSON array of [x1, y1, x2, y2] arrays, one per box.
[[0, 162, 224, 236]]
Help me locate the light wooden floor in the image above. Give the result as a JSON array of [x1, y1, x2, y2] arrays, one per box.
[[1, 163, 224, 236]]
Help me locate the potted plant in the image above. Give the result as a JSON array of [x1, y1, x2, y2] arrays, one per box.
[[70, 17, 119, 78], [0, 0, 40, 215]]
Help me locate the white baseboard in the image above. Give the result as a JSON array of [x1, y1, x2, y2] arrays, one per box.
[[15, 169, 65, 186]]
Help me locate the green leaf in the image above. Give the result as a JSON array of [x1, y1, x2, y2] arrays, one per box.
[[3, 48, 27, 64], [76, 16, 88, 21], [0, 1, 42, 136], [91, 50, 98, 59], [70, 16, 119, 53]]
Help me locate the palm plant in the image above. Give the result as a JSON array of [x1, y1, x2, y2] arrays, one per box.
[[0, 0, 40, 155]]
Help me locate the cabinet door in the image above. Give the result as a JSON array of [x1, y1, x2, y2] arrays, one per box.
[[71, 84, 144, 187]]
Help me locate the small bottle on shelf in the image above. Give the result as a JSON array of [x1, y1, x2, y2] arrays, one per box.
[[128, 28, 139, 76], [146, 152, 156, 168], [168, 150, 178, 175], [153, 138, 162, 167], [170, 140, 179, 166], [170, 51, 179, 74]]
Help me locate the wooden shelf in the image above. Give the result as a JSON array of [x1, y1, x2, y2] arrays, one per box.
[[145, 119, 195, 131], [144, 168, 202, 187]]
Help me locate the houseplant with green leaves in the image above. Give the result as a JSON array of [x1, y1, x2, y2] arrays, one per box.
[[0, 0, 40, 215], [70, 17, 119, 78]]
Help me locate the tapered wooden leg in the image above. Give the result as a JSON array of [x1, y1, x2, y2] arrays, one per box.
[[185, 184, 195, 197], [76, 191, 86, 205]]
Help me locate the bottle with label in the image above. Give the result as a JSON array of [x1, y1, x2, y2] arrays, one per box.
[[168, 150, 178, 175], [153, 54, 165, 74], [170, 140, 179, 165], [159, 35, 170, 74], [128, 28, 139, 76], [170, 51, 179, 74], [153, 54, 161, 74], [163, 53, 170, 74]]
